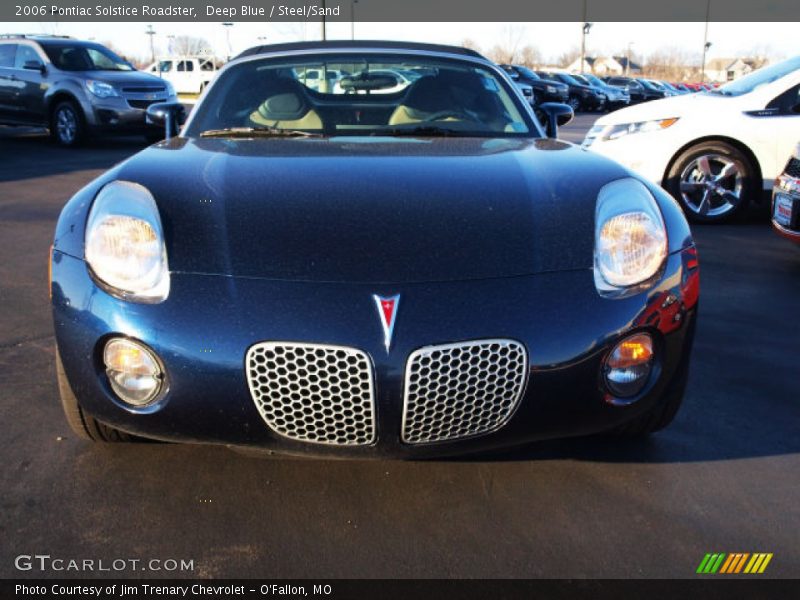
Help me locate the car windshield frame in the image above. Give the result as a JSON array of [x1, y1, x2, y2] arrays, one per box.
[[184, 50, 542, 139], [709, 56, 800, 97]]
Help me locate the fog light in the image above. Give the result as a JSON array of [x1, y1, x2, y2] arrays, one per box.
[[604, 332, 654, 398], [103, 338, 163, 406]]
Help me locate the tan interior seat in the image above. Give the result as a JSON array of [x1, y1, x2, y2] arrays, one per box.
[[388, 76, 460, 126], [249, 79, 323, 130]]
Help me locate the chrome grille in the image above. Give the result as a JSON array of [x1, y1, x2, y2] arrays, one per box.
[[402, 339, 528, 444], [246, 342, 376, 445]]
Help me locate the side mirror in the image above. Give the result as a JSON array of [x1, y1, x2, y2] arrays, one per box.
[[146, 102, 186, 140], [24, 59, 45, 73], [538, 102, 574, 138]]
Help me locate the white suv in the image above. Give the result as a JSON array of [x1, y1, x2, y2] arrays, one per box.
[[585, 56, 800, 222], [147, 56, 218, 94]]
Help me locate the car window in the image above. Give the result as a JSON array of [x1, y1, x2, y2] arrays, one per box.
[[516, 66, 540, 81], [0, 44, 17, 68], [200, 60, 214, 71], [157, 60, 173, 72], [42, 43, 132, 71], [177, 61, 193, 72], [187, 52, 535, 138], [767, 84, 800, 114], [14, 45, 40, 69]]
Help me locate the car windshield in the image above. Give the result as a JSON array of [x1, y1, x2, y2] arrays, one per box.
[[42, 43, 133, 71], [572, 74, 590, 86], [186, 52, 534, 138], [515, 66, 541, 80], [552, 72, 582, 86], [582, 73, 605, 87], [709, 55, 800, 96]]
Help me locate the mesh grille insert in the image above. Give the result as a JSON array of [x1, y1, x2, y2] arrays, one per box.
[[402, 339, 528, 444], [246, 342, 376, 445]]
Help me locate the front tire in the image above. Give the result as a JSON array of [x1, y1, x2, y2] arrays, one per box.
[[56, 348, 131, 442], [665, 141, 758, 223], [50, 100, 85, 147], [567, 95, 581, 112]]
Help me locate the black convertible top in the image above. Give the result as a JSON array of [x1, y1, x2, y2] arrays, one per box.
[[235, 40, 486, 61]]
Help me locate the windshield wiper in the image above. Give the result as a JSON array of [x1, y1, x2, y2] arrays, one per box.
[[369, 125, 468, 137], [200, 126, 323, 138]]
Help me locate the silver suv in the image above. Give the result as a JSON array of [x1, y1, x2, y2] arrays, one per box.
[[0, 34, 178, 146]]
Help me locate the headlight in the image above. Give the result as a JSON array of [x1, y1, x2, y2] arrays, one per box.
[[546, 85, 557, 94], [594, 178, 667, 290], [85, 79, 119, 98], [104, 337, 164, 406], [85, 181, 169, 302], [591, 118, 679, 142], [165, 81, 176, 97]]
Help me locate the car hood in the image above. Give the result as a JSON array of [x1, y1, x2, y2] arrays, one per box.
[[79, 69, 167, 86], [105, 136, 630, 283], [595, 92, 729, 125]]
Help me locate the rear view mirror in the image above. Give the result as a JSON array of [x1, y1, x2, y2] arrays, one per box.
[[339, 74, 398, 92], [146, 102, 187, 140], [23, 60, 45, 73], [538, 102, 574, 138]]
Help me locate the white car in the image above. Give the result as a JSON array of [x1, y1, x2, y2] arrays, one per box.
[[146, 57, 218, 94], [584, 56, 800, 222]]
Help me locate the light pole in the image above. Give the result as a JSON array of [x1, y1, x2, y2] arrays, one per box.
[[145, 24, 156, 63], [167, 34, 175, 55], [626, 41, 634, 76], [351, 0, 359, 41], [321, 0, 327, 41], [580, 22, 592, 73], [701, 0, 711, 83], [222, 22, 233, 61], [701, 41, 712, 83]]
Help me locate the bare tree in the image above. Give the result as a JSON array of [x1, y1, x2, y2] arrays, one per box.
[[555, 46, 580, 68], [461, 38, 482, 54], [518, 45, 542, 68], [644, 46, 700, 81], [485, 25, 529, 64], [169, 36, 213, 57]]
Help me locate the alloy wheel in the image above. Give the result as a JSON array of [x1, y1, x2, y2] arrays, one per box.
[[679, 154, 743, 218], [56, 106, 78, 145]]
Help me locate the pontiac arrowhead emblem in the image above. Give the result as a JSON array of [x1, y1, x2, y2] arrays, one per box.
[[373, 294, 400, 352]]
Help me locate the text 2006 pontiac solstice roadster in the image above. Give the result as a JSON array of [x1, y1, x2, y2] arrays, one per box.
[[51, 41, 698, 458]]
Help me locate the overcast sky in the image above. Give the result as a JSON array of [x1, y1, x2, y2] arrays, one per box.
[[7, 21, 795, 65]]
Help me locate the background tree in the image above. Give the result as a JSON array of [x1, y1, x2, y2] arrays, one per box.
[[169, 35, 213, 57]]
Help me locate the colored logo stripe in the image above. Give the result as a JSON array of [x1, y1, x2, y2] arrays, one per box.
[[698, 553, 773, 574], [744, 553, 773, 574]]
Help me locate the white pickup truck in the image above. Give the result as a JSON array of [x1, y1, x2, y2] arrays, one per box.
[[146, 56, 218, 95]]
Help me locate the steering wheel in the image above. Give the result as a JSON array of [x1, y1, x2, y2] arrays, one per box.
[[422, 110, 476, 123]]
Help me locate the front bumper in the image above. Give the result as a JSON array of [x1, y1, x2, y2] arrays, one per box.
[[52, 248, 698, 458], [82, 94, 178, 133], [772, 174, 800, 243]]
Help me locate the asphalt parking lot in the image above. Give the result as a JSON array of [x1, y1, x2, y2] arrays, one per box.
[[0, 117, 798, 579]]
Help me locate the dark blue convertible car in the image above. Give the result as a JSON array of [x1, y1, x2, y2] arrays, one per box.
[[51, 41, 699, 458]]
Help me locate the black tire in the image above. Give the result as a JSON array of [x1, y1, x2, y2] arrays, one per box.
[[665, 141, 758, 223], [567, 95, 581, 112], [56, 348, 132, 442], [50, 100, 85, 147]]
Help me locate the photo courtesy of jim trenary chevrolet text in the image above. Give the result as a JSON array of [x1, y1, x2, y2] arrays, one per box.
[[0, 0, 798, 598]]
